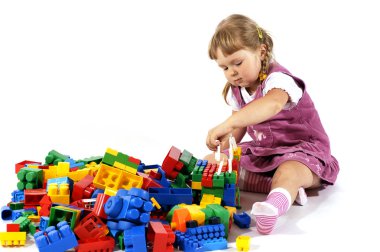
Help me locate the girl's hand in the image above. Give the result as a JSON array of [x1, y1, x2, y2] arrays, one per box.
[[206, 121, 233, 151]]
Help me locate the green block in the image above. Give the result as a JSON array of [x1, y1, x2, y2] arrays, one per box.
[[14, 216, 31, 232], [102, 150, 129, 167], [192, 167, 204, 182], [225, 171, 237, 184], [201, 187, 224, 199], [48, 206, 79, 230], [200, 207, 214, 221], [206, 204, 230, 238], [76, 156, 103, 164], [179, 150, 197, 175], [17, 167, 43, 190], [212, 173, 225, 188], [28, 223, 37, 235], [9, 202, 24, 210], [45, 150, 69, 165], [171, 173, 189, 188], [118, 232, 124, 250]]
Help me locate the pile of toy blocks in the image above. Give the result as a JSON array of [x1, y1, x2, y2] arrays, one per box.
[[0, 145, 252, 252]]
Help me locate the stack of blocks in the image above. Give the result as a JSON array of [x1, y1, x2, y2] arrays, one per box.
[[0, 145, 250, 252]]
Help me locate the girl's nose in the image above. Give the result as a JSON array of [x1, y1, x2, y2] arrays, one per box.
[[230, 69, 238, 77]]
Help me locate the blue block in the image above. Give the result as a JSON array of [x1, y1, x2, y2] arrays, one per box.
[[148, 187, 192, 207], [104, 189, 153, 224], [222, 184, 236, 207], [1, 206, 12, 220], [11, 190, 24, 202], [233, 212, 251, 229], [39, 216, 50, 231], [124, 225, 147, 252], [34, 221, 78, 252]]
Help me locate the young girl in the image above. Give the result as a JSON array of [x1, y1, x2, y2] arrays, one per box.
[[205, 14, 339, 235]]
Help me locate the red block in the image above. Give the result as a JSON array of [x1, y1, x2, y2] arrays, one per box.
[[75, 236, 115, 252], [24, 189, 46, 206], [162, 146, 184, 180], [72, 175, 94, 202], [6, 223, 20, 232], [15, 160, 41, 173], [147, 221, 175, 252], [74, 213, 108, 241], [93, 194, 110, 219]]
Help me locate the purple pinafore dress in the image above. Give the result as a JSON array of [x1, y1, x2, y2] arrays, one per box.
[[231, 62, 339, 184]]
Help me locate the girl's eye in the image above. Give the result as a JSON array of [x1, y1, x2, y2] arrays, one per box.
[[223, 67, 228, 71], [236, 61, 242, 66]]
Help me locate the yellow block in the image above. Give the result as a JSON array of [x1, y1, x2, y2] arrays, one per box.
[[0, 232, 26, 246]]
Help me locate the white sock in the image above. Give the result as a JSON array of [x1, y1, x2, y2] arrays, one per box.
[[295, 187, 307, 206]]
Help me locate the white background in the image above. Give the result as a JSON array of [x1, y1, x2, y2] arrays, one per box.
[[0, 0, 379, 251]]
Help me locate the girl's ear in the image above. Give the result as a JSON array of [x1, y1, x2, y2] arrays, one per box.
[[259, 44, 267, 60]]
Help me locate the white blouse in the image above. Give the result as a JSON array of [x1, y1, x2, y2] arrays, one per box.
[[227, 72, 303, 111]]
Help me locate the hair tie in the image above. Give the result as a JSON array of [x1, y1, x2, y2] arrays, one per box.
[[257, 27, 263, 41]]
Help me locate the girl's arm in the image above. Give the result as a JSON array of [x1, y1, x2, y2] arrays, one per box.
[[207, 88, 289, 150], [219, 111, 247, 150]]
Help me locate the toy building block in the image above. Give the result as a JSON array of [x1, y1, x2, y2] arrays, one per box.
[[171, 173, 189, 188], [92, 193, 110, 219], [34, 221, 78, 252], [233, 212, 251, 229], [175, 223, 227, 251], [43, 162, 71, 181], [74, 213, 109, 241], [200, 194, 221, 208], [47, 183, 70, 204], [0, 231, 26, 246], [7, 224, 20, 232], [177, 204, 206, 226], [93, 163, 143, 192], [39, 195, 52, 217], [104, 188, 153, 225], [48, 206, 81, 230], [11, 190, 24, 202], [123, 225, 147, 252], [179, 149, 198, 175], [1, 206, 12, 220], [71, 175, 95, 202], [13, 216, 30, 232], [205, 204, 230, 237], [222, 184, 236, 207], [170, 208, 191, 232], [147, 221, 175, 252], [46, 176, 74, 192], [102, 148, 140, 174], [15, 160, 41, 173], [236, 235, 251, 251], [17, 167, 43, 190], [64, 158, 85, 169], [39, 216, 49, 232], [9, 202, 24, 210], [74, 213, 109, 240], [24, 189, 47, 206], [45, 150, 70, 165], [75, 236, 115, 252], [148, 188, 192, 208], [76, 156, 103, 165], [137, 171, 164, 190], [162, 146, 184, 180]]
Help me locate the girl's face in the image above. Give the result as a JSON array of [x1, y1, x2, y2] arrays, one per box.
[[216, 47, 265, 92]]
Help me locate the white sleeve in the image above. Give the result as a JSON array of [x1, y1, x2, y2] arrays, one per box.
[[226, 88, 240, 111], [263, 72, 303, 110]]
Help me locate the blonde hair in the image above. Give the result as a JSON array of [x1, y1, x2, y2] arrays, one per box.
[[208, 14, 274, 103]]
